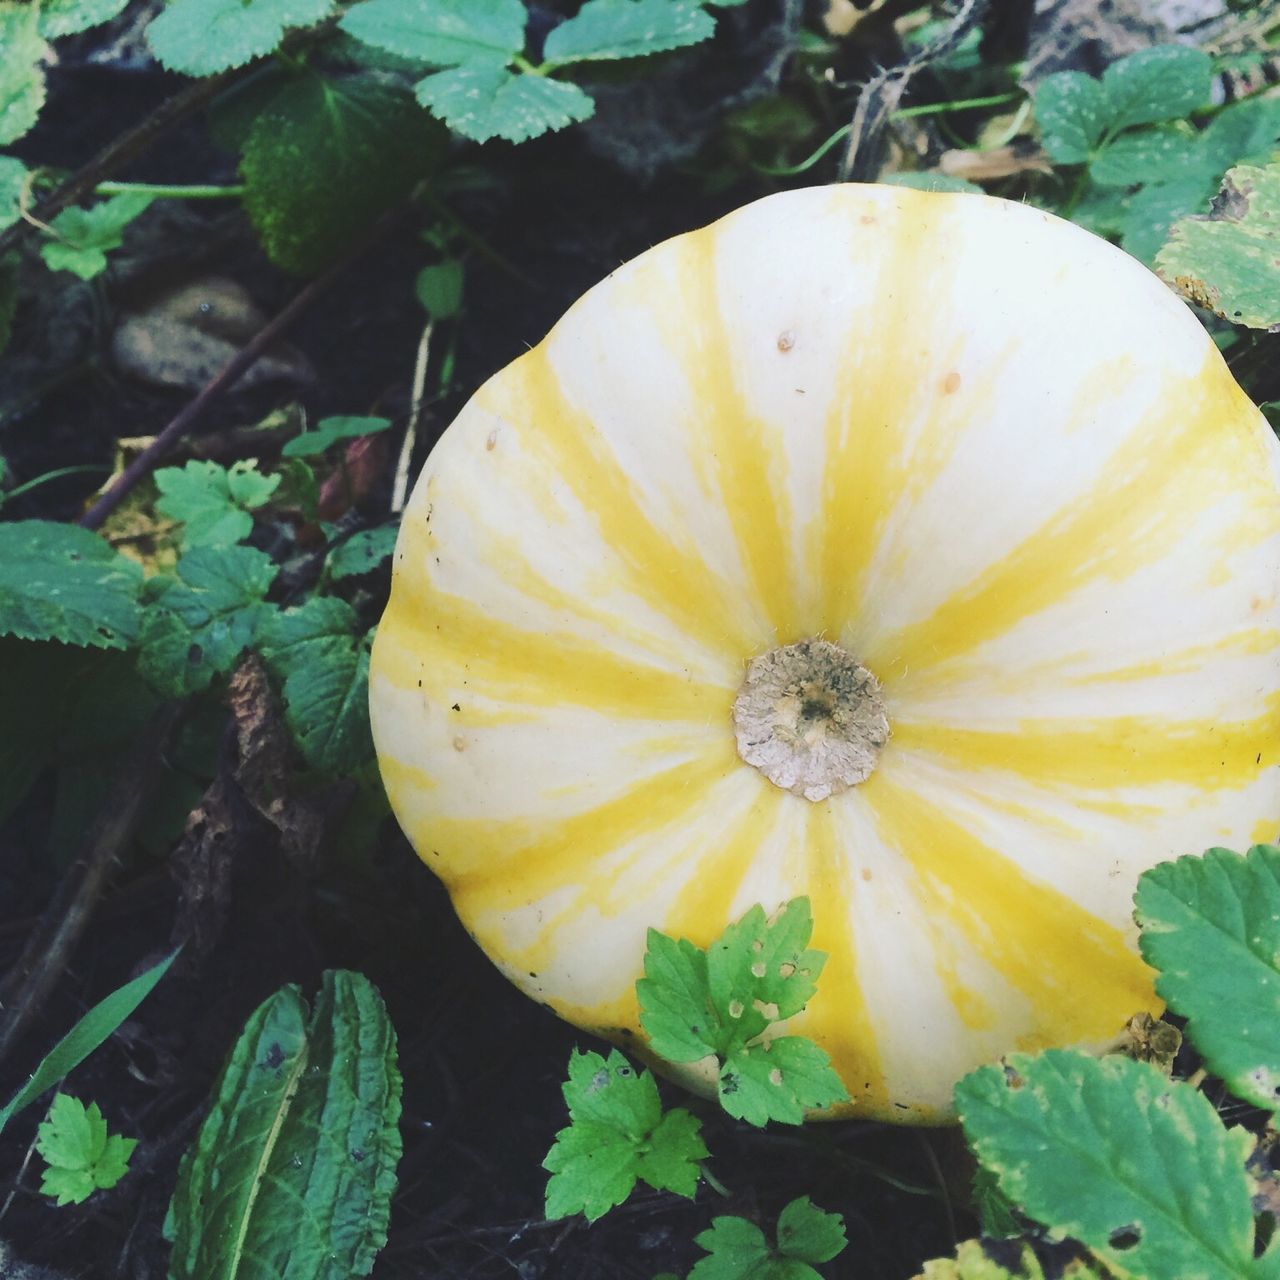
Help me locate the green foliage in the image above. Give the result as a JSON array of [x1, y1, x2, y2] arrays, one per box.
[[239, 77, 444, 275], [541, 0, 714, 67], [543, 1048, 707, 1222], [165, 970, 402, 1280], [327, 526, 398, 579], [1156, 162, 1280, 331], [155, 460, 281, 549], [917, 1239, 1103, 1280], [40, 193, 154, 279], [0, 950, 178, 1136], [415, 259, 464, 318], [956, 1049, 1275, 1279], [0, 155, 26, 231], [687, 1198, 847, 1280], [0, 521, 143, 650], [0, 1, 45, 145], [414, 64, 594, 145], [282, 415, 392, 458], [1135, 843, 1280, 1112], [638, 898, 848, 1126], [38, 0, 132, 38], [138, 545, 278, 696], [147, 0, 334, 76], [36, 1094, 136, 1206]]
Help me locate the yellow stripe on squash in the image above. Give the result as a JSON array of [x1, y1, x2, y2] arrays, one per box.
[[369, 184, 1280, 1123]]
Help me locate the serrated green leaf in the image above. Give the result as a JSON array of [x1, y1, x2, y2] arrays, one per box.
[[38, 0, 131, 38], [1156, 163, 1280, 330], [1034, 71, 1110, 164], [279, 635, 374, 773], [971, 1165, 1022, 1239], [690, 1199, 845, 1280], [155, 460, 280, 549], [957, 1049, 1262, 1280], [0, 521, 142, 649], [339, 0, 526, 67], [137, 545, 278, 696], [690, 1215, 773, 1280], [0, 2, 45, 146], [0, 154, 27, 231], [1120, 173, 1217, 265], [544, 1047, 706, 1222], [166, 970, 402, 1280], [415, 63, 594, 143], [637, 929, 718, 1063], [327, 526, 399, 579], [720, 1036, 848, 1127], [241, 78, 442, 275], [415, 259, 463, 319], [259, 595, 358, 673], [1100, 44, 1212, 132], [281, 414, 392, 458], [1136, 845, 1280, 1112], [40, 192, 153, 280], [0, 950, 178, 1136], [147, 0, 334, 76], [1089, 123, 1203, 188], [36, 1095, 136, 1205], [39, 1164, 97, 1206], [1200, 96, 1280, 175], [543, 0, 713, 67], [776, 1196, 846, 1265]]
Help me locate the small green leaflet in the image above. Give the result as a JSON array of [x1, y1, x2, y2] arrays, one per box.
[[0, 2, 45, 146], [327, 526, 398, 579], [1136, 844, 1280, 1111], [282, 415, 392, 458], [0, 521, 142, 650], [38, 0, 132, 38], [165, 970, 402, 1280], [137, 544, 278, 696], [688, 1197, 846, 1280], [155, 460, 280, 549], [1033, 72, 1110, 165], [0, 155, 27, 231], [36, 1095, 136, 1206], [638, 899, 849, 1126], [1157, 163, 1280, 331], [543, 1048, 707, 1222], [415, 65, 593, 144], [147, 0, 334, 76], [543, 0, 714, 67], [415, 259, 464, 319], [41, 193, 154, 280], [956, 1049, 1278, 1280], [240, 78, 443, 275], [259, 598, 375, 773], [339, 0, 527, 68]]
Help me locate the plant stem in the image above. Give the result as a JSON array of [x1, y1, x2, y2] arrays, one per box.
[[0, 463, 108, 507], [891, 89, 1022, 119], [95, 181, 246, 200]]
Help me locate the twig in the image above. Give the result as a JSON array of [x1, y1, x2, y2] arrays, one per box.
[[0, 705, 183, 1067], [392, 318, 434, 515]]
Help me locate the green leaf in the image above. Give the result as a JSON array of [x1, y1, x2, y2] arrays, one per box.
[[38, 0, 131, 38], [1033, 71, 1110, 164], [281, 635, 374, 773], [155, 460, 280, 549], [971, 1165, 1022, 1239], [0, 521, 142, 649], [1135, 845, 1280, 1112], [0, 2, 45, 146], [0, 154, 27, 231], [281, 414, 392, 458], [240, 77, 443, 276], [1089, 124, 1201, 188], [260, 596, 359, 672], [36, 1095, 136, 1205], [339, 0, 526, 67], [147, 0, 334, 76], [543, 1048, 707, 1222], [166, 970, 402, 1280], [689, 1198, 846, 1280], [327, 526, 398, 579], [637, 929, 718, 1063], [40, 192, 153, 280], [0, 950, 178, 1136], [414, 64, 594, 144], [1099, 45, 1212, 133], [720, 1036, 848, 1127], [542, 0, 714, 67], [1156, 163, 1280, 331], [956, 1049, 1263, 1280], [1119, 173, 1217, 266], [137, 545, 278, 696], [916, 1239, 1108, 1280], [1200, 96, 1280, 175], [415, 259, 464, 319]]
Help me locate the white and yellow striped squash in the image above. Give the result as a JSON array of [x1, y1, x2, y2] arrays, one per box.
[[370, 183, 1280, 1123]]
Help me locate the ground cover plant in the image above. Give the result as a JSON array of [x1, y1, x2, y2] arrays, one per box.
[[0, 0, 1278, 1276]]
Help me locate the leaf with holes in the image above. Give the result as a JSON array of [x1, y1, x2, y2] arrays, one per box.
[[542, 0, 714, 66], [147, 0, 334, 76], [957, 1049, 1273, 1280], [0, 521, 142, 650], [165, 970, 402, 1280], [1136, 845, 1280, 1112], [414, 63, 593, 143], [1156, 163, 1280, 331]]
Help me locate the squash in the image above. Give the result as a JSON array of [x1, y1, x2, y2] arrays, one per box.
[[369, 184, 1280, 1123]]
